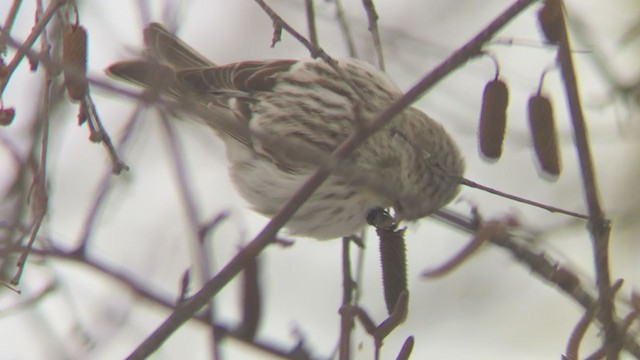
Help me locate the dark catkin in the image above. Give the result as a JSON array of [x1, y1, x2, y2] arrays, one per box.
[[0, 58, 8, 79], [396, 336, 415, 360], [377, 226, 407, 315], [62, 25, 88, 101], [479, 79, 509, 160], [528, 94, 561, 178], [537, 0, 563, 44], [0, 108, 15, 126]]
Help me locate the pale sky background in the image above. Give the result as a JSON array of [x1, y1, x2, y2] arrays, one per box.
[[1, 0, 640, 359]]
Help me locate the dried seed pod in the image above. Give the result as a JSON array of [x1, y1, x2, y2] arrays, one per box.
[[77, 100, 89, 125], [377, 226, 407, 315], [0, 58, 8, 79], [528, 94, 561, 178], [478, 79, 509, 160], [62, 25, 88, 101], [0, 107, 15, 126], [397, 336, 415, 360], [538, 0, 563, 44]]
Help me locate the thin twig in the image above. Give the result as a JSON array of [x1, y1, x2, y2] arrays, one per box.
[[159, 113, 221, 360], [126, 131, 341, 359], [304, 0, 318, 46], [374, 290, 408, 347], [353, 232, 366, 303], [565, 308, 596, 360], [0, 278, 56, 314], [1, 18, 128, 175], [74, 107, 142, 255], [252, 0, 369, 101], [361, 0, 385, 71], [0, 242, 310, 360], [0, 92, 43, 258], [237, 252, 261, 340], [1, 29, 148, 100], [392, 126, 588, 220], [334, 0, 358, 58], [584, 347, 608, 360], [158, 114, 203, 255], [459, 177, 588, 219], [82, 96, 129, 174], [199, 212, 230, 241], [346, 290, 409, 359], [431, 209, 640, 358], [0, 0, 23, 54], [0, 0, 67, 96], [338, 236, 355, 360], [253, 0, 325, 58], [12, 41, 53, 285], [421, 218, 511, 278], [556, 3, 618, 357]]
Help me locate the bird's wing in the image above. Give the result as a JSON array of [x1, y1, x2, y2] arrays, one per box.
[[175, 60, 296, 96], [106, 22, 257, 148], [143, 22, 214, 68], [106, 60, 177, 94]]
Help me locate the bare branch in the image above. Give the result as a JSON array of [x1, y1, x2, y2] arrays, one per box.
[[0, 0, 23, 53], [554, 1, 618, 356], [333, 0, 358, 57], [0, 0, 67, 96], [361, 0, 385, 70], [304, 0, 318, 46], [338, 236, 355, 360]]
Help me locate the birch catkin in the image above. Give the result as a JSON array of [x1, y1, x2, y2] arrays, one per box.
[[62, 25, 88, 101], [528, 94, 561, 178], [479, 79, 509, 160], [537, 0, 563, 44]]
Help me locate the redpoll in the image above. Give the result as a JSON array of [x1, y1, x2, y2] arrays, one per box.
[[107, 23, 465, 239]]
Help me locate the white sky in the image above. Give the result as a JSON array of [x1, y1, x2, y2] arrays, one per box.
[[1, 0, 639, 359]]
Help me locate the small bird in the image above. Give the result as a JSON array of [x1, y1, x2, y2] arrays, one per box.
[[107, 23, 464, 239]]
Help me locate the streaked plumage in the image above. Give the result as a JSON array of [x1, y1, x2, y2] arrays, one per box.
[[107, 23, 464, 239]]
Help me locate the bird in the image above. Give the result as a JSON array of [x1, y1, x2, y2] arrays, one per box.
[[106, 23, 465, 240]]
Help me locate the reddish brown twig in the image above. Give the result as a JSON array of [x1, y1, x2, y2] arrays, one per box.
[[0, 0, 67, 96], [361, 0, 385, 70], [338, 236, 356, 360], [553, 1, 618, 357]]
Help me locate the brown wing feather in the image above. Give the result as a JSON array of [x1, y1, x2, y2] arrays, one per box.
[[175, 60, 296, 96], [144, 23, 213, 68], [107, 24, 299, 150], [106, 60, 178, 94]]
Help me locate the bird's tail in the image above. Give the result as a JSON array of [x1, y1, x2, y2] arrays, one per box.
[[105, 23, 252, 147], [106, 22, 212, 92], [143, 22, 214, 69]]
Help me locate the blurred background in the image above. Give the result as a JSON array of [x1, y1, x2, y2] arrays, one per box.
[[1, 0, 639, 358]]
